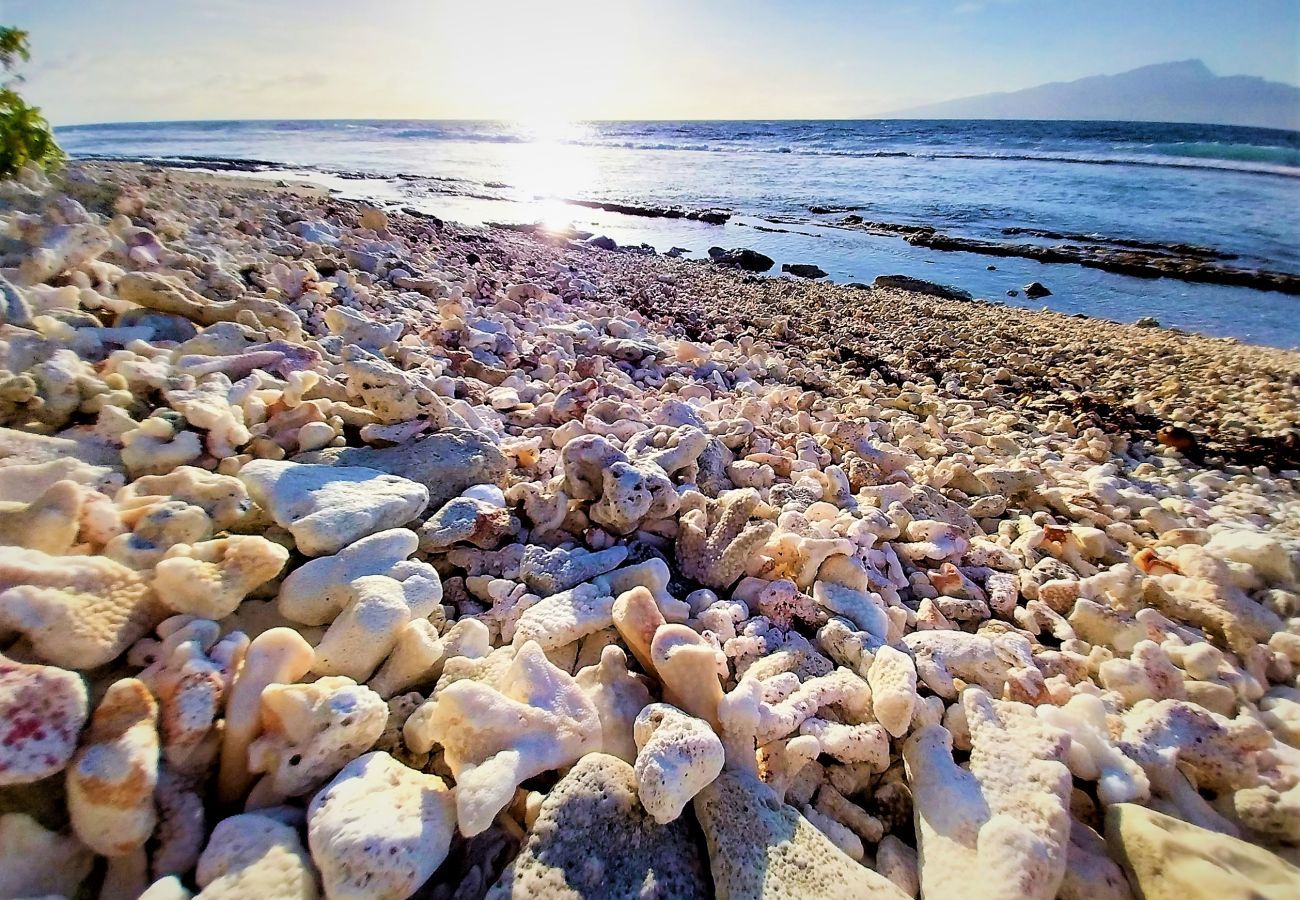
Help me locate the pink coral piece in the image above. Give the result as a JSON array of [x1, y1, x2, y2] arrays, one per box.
[[0, 654, 89, 785]]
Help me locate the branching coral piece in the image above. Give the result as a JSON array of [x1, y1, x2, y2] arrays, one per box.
[[904, 688, 1072, 900], [403, 640, 601, 836], [676, 488, 777, 589], [277, 527, 421, 625], [216, 627, 315, 806]]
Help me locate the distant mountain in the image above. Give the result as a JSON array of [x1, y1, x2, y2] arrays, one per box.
[[888, 60, 1300, 131]]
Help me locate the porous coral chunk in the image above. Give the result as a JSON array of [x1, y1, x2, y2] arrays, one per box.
[[676, 488, 777, 589], [151, 535, 288, 619], [633, 703, 725, 824], [0, 652, 88, 785], [247, 675, 386, 800], [307, 751, 456, 900], [0, 546, 166, 667], [904, 688, 1072, 900], [67, 677, 160, 857], [195, 812, 318, 900]]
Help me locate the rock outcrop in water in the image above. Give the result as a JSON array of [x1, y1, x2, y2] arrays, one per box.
[[782, 263, 828, 279], [0, 160, 1297, 899], [835, 217, 1300, 295], [709, 246, 775, 272]]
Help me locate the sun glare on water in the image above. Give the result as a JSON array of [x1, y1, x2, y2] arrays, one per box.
[[508, 115, 596, 234]]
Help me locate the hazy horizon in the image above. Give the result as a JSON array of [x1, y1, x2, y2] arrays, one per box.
[[6, 0, 1298, 126], [48, 112, 1300, 134]]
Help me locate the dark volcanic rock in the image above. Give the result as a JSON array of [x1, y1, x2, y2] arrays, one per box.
[[487, 753, 708, 900], [873, 274, 973, 301], [834, 217, 1300, 294], [586, 235, 618, 251], [690, 209, 730, 225], [809, 204, 860, 214], [710, 247, 775, 272], [1024, 281, 1053, 298], [564, 198, 731, 225], [782, 263, 828, 279]]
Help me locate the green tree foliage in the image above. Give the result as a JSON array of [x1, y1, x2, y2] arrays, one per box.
[[0, 27, 62, 178]]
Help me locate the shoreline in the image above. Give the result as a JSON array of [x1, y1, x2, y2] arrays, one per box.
[[2, 160, 1299, 898], [73, 153, 1300, 304], [150, 160, 1300, 471]]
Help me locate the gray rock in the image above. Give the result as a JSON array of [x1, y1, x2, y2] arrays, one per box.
[[487, 753, 708, 900], [781, 263, 828, 279], [238, 459, 428, 556], [1024, 281, 1053, 298], [0, 275, 32, 326], [114, 308, 199, 343], [295, 428, 507, 511], [345, 249, 384, 274], [1135, 316, 1160, 328], [873, 275, 973, 302], [693, 769, 908, 900], [520, 544, 629, 595], [709, 247, 775, 272]]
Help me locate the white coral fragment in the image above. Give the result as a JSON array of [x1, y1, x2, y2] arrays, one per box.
[[633, 702, 725, 823], [403, 640, 601, 836], [307, 751, 456, 900], [905, 688, 1072, 900]]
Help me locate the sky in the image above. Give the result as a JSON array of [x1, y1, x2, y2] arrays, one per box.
[[4, 0, 1298, 125]]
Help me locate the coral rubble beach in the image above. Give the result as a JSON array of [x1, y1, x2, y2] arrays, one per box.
[[1, 160, 1300, 899]]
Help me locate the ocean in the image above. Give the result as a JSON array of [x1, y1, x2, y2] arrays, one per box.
[[56, 118, 1300, 348]]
